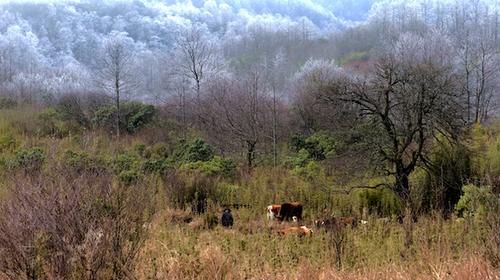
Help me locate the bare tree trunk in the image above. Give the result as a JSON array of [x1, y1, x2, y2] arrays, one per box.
[[272, 85, 278, 168], [329, 229, 345, 270], [403, 202, 414, 250], [115, 76, 121, 138], [247, 141, 256, 170], [395, 166, 413, 251], [464, 41, 472, 122]]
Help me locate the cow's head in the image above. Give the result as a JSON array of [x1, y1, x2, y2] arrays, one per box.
[[267, 205, 275, 220]]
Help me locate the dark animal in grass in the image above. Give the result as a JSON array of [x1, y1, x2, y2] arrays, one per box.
[[221, 208, 233, 228], [278, 202, 303, 221]]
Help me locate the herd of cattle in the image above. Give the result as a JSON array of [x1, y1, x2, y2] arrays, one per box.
[[220, 201, 371, 238]]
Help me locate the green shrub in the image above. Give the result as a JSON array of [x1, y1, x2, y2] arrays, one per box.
[[111, 153, 141, 174], [143, 158, 170, 174], [55, 94, 88, 127], [92, 102, 156, 134], [417, 137, 471, 214], [143, 143, 170, 159], [63, 150, 107, 174], [15, 147, 45, 172], [307, 131, 336, 159], [467, 124, 493, 178], [485, 133, 500, 177], [36, 107, 82, 138], [118, 170, 141, 185], [455, 184, 498, 221], [288, 131, 337, 166], [123, 102, 156, 133], [177, 138, 214, 162], [91, 105, 116, 132], [286, 149, 311, 168], [134, 143, 147, 157], [291, 161, 324, 180], [355, 188, 401, 217], [180, 156, 235, 178], [37, 108, 60, 137]]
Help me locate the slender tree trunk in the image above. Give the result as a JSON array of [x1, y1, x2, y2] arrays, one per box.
[[272, 86, 277, 168], [115, 78, 120, 138], [195, 78, 201, 103], [182, 89, 187, 140], [247, 141, 256, 170], [395, 165, 413, 251], [464, 42, 471, 122], [403, 202, 413, 250]]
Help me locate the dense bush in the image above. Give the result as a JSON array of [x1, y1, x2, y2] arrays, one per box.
[[143, 158, 170, 174], [14, 147, 45, 173], [37, 107, 83, 137], [118, 169, 141, 185], [123, 102, 156, 133], [92, 102, 156, 134], [37, 108, 62, 137], [111, 153, 141, 174], [55, 93, 89, 127], [455, 184, 498, 221], [455, 184, 500, 266], [289, 131, 336, 162], [291, 160, 324, 180], [355, 188, 401, 217], [91, 105, 116, 132], [180, 156, 235, 178], [63, 150, 108, 174], [418, 138, 471, 214], [174, 138, 214, 163]]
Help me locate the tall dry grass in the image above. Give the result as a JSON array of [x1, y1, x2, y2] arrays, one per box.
[[134, 209, 499, 280]]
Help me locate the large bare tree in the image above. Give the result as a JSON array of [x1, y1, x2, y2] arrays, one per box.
[[200, 70, 270, 169], [317, 32, 465, 246]]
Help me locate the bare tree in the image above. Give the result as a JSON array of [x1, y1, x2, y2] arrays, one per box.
[[98, 33, 135, 138], [201, 70, 269, 169], [262, 51, 288, 167], [175, 24, 216, 102], [317, 32, 465, 247], [455, 3, 500, 123], [464, 35, 499, 123]]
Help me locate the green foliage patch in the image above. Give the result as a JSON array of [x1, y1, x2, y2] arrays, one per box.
[[14, 147, 45, 172], [92, 102, 156, 134]]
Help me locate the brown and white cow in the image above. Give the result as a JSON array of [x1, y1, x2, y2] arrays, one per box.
[[267, 204, 281, 220]]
